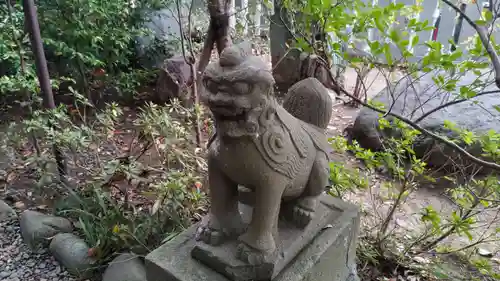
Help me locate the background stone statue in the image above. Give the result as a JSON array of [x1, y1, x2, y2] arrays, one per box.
[[196, 41, 333, 265]]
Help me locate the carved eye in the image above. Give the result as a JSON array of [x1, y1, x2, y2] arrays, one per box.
[[204, 79, 219, 93], [232, 81, 250, 95]]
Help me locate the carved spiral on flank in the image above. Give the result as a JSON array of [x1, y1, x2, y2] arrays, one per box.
[[261, 130, 287, 164]]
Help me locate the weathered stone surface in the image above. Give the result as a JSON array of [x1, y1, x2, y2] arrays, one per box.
[[49, 233, 95, 277], [0, 199, 16, 222], [20, 210, 73, 250], [192, 196, 351, 280], [198, 42, 333, 270], [283, 77, 333, 129], [155, 55, 192, 105], [351, 72, 500, 171], [145, 195, 360, 281], [134, 9, 180, 69], [102, 253, 147, 281], [272, 49, 339, 94], [133, 1, 205, 69], [272, 48, 303, 92]]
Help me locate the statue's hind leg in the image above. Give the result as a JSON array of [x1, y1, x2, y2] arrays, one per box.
[[196, 155, 244, 245], [291, 152, 329, 228]]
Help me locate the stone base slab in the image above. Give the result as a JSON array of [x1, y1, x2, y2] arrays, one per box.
[[145, 195, 360, 281]]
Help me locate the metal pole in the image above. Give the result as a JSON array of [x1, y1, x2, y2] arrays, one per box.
[[22, 0, 56, 109], [427, 1, 441, 54], [450, 3, 466, 53], [22, 0, 68, 183]]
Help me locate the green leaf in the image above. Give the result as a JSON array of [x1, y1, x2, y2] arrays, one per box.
[[383, 43, 393, 65], [475, 19, 488, 26], [411, 35, 419, 47], [459, 86, 477, 98], [485, 10, 493, 22], [463, 229, 473, 241], [389, 28, 400, 43], [374, 15, 385, 32], [494, 105, 500, 112], [449, 50, 463, 61]]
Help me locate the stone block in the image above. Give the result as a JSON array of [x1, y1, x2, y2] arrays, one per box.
[[102, 253, 147, 281], [145, 195, 360, 281], [20, 210, 73, 251], [0, 199, 16, 222], [49, 233, 96, 278]]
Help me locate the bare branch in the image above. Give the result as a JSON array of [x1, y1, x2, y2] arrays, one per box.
[[316, 56, 500, 171], [175, 0, 202, 147], [414, 89, 500, 123], [441, 0, 500, 89]]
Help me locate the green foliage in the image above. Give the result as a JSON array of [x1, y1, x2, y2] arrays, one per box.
[[36, 0, 171, 73], [0, 2, 39, 98], [328, 136, 369, 197], [282, 0, 500, 278], [331, 117, 500, 280], [328, 161, 368, 196], [0, 0, 173, 104], [1, 98, 207, 268], [0, 0, 208, 273], [57, 169, 205, 264]]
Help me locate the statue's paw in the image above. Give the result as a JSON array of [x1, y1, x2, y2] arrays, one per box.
[[292, 205, 314, 228], [195, 225, 224, 246], [291, 196, 318, 228], [236, 243, 267, 265]]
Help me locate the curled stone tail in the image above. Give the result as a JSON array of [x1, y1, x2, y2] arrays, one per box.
[[282, 78, 333, 130]]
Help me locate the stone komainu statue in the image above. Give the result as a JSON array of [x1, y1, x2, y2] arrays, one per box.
[[197, 42, 333, 264]]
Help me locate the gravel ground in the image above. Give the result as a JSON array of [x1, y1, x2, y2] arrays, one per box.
[[0, 218, 76, 281]]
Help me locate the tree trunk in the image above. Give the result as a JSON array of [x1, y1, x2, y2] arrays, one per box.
[[196, 0, 232, 85]]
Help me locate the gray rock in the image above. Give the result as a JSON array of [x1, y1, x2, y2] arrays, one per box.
[[0, 219, 77, 281], [102, 253, 147, 281], [272, 49, 340, 94], [134, 9, 181, 69], [155, 56, 192, 105], [20, 210, 73, 250], [351, 71, 500, 172], [133, 0, 205, 68], [478, 247, 494, 257], [0, 270, 12, 278], [49, 233, 95, 278], [0, 199, 16, 222]]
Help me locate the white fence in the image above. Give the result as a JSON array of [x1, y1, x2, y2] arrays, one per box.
[[229, 0, 273, 36], [229, 0, 500, 63]]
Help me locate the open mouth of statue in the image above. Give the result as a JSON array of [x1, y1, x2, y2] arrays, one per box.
[[211, 106, 248, 122]]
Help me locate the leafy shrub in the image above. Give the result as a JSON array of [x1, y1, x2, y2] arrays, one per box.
[[0, 98, 207, 268]]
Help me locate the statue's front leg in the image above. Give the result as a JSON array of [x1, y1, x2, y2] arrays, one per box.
[[236, 178, 286, 265], [196, 155, 244, 245]]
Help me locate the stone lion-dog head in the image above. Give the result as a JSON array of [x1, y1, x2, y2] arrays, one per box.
[[202, 42, 276, 138]]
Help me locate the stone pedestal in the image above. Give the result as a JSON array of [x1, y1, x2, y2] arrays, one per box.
[[145, 195, 360, 281]]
